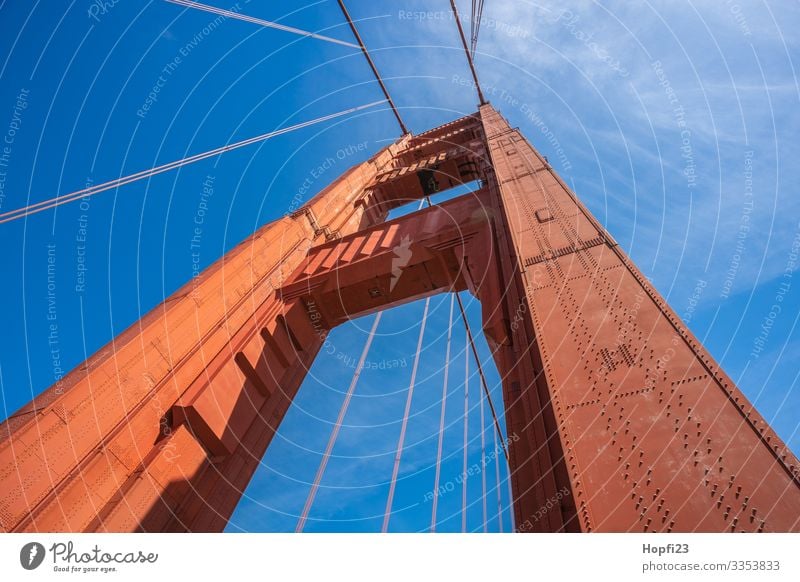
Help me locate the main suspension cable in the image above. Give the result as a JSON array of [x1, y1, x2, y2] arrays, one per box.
[[337, 0, 409, 134], [454, 292, 508, 462], [295, 312, 383, 532], [382, 296, 431, 532], [0, 100, 386, 225], [449, 0, 486, 104], [164, 0, 359, 48], [430, 294, 455, 532], [469, 0, 486, 57]]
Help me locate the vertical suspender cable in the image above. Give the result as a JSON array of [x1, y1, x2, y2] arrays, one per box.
[[421, 196, 512, 531], [479, 368, 487, 532], [295, 312, 382, 532], [470, 0, 477, 54], [382, 297, 431, 532], [492, 419, 504, 532], [430, 294, 455, 532], [507, 471, 516, 532], [461, 321, 469, 533]]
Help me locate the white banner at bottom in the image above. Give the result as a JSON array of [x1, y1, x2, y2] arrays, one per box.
[[0, 533, 797, 581]]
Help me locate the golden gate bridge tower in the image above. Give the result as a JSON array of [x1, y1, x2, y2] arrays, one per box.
[[0, 1, 798, 533]]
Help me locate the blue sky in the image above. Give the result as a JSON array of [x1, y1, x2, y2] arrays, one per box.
[[0, 1, 798, 532]]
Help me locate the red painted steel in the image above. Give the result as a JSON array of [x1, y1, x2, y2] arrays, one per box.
[[0, 105, 798, 532]]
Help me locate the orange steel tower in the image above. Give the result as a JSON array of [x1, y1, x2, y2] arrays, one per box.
[[1, 104, 799, 532]]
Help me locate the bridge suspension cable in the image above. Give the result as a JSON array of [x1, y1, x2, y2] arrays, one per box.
[[430, 294, 455, 532], [295, 312, 383, 532], [164, 0, 359, 48], [461, 324, 470, 533], [479, 362, 487, 532], [454, 292, 508, 461], [469, 0, 487, 57], [507, 471, 516, 531], [0, 100, 386, 226], [336, 0, 409, 135], [449, 0, 486, 104], [420, 195, 510, 531], [491, 415, 503, 532], [382, 296, 430, 532]]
